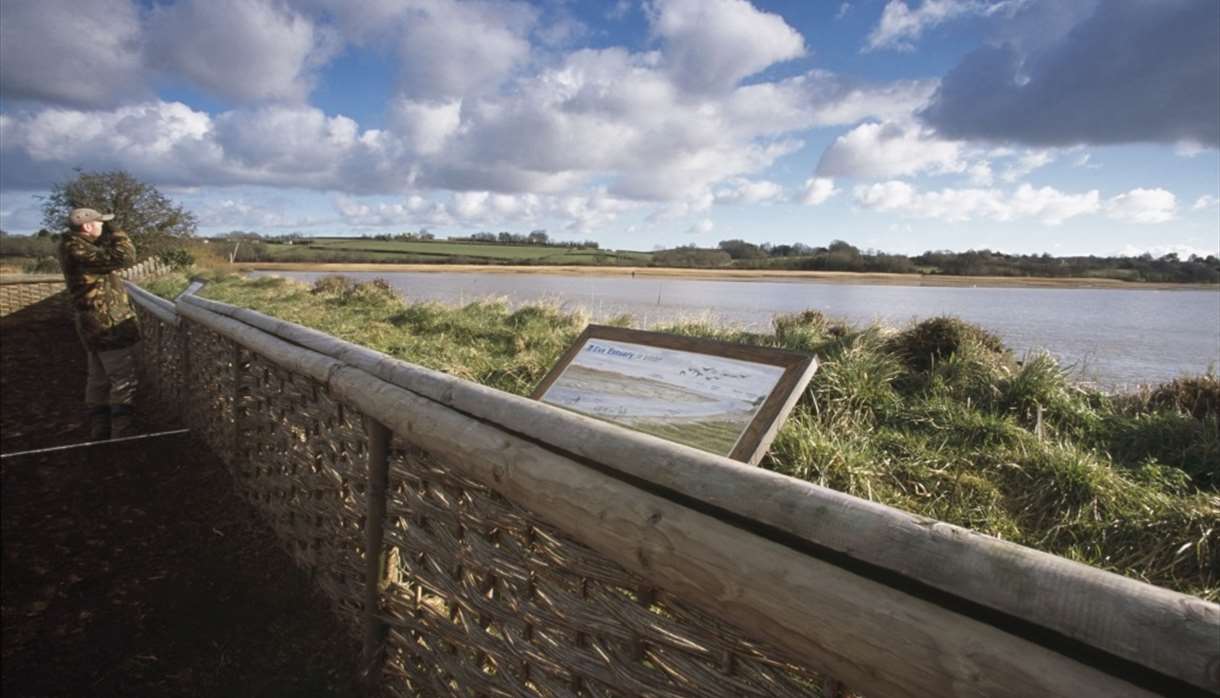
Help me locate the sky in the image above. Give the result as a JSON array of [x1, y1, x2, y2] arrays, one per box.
[[0, 0, 1217, 257]]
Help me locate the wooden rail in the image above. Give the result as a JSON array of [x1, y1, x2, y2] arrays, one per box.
[[128, 281, 1220, 697]]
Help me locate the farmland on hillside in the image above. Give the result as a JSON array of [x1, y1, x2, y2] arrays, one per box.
[[239, 237, 653, 265]]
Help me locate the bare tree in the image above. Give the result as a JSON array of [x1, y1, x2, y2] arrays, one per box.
[[41, 169, 197, 256]]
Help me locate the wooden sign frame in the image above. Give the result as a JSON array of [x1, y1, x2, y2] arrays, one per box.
[[532, 325, 818, 465]]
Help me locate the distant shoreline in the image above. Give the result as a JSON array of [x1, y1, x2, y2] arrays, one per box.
[[232, 262, 1219, 291]]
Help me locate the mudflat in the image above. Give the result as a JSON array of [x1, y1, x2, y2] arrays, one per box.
[[233, 262, 1216, 290]]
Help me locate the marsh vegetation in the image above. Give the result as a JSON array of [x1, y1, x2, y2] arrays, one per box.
[[143, 271, 1219, 600]]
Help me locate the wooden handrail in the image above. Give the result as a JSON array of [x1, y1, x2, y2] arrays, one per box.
[[176, 291, 1220, 693], [172, 292, 1219, 697]]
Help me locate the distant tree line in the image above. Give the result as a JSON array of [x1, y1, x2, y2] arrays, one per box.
[[652, 245, 733, 267], [0, 229, 59, 258], [910, 248, 1219, 283], [358, 231, 437, 242], [450, 230, 600, 249], [679, 238, 1220, 283]]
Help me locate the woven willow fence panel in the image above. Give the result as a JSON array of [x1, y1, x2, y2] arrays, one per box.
[[237, 351, 369, 636], [0, 279, 65, 318], [152, 310, 839, 696], [378, 445, 823, 697], [182, 321, 238, 465], [130, 306, 184, 412]]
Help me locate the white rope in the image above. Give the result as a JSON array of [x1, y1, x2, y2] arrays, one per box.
[[0, 428, 191, 459]]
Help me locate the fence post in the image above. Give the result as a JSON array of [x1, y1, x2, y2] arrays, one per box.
[[363, 418, 391, 694]]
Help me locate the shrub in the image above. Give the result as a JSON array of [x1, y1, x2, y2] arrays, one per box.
[[23, 256, 60, 273], [344, 278, 399, 304], [159, 247, 195, 270], [310, 274, 356, 295], [889, 316, 1007, 372], [1146, 374, 1220, 420]]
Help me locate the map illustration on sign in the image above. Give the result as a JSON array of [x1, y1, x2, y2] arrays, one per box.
[[539, 338, 787, 456]]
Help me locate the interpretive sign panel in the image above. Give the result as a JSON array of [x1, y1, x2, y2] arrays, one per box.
[[532, 325, 817, 464]]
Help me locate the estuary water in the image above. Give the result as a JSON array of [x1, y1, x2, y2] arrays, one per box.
[[252, 270, 1220, 389]]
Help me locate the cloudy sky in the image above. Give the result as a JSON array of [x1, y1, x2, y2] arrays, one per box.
[[1, 0, 1217, 256]]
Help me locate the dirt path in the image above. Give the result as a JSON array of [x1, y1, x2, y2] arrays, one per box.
[[1, 303, 361, 696]]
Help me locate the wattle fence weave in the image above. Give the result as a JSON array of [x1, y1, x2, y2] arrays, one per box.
[[106, 280, 1220, 697], [0, 258, 172, 318]]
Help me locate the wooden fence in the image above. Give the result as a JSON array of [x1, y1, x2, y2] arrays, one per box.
[[121, 280, 1218, 698], [0, 258, 171, 318], [0, 274, 65, 318]]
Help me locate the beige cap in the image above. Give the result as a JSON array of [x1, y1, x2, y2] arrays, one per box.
[[69, 208, 115, 226]]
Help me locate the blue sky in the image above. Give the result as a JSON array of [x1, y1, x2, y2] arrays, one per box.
[[1, 0, 1217, 257]]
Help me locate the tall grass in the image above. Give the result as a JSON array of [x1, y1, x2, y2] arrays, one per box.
[[144, 272, 1219, 600]]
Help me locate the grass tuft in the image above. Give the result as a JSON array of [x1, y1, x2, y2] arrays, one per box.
[[889, 316, 1008, 372]]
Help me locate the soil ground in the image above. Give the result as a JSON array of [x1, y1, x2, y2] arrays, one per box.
[[1, 299, 362, 697]]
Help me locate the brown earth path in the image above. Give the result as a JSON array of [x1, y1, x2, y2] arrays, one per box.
[[1, 301, 361, 697]]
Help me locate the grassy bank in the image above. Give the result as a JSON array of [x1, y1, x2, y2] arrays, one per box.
[[143, 272, 1219, 600]]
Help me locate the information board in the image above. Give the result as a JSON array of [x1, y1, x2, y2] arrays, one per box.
[[533, 325, 817, 464]]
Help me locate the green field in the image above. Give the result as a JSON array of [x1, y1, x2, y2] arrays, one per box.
[[249, 238, 653, 265]]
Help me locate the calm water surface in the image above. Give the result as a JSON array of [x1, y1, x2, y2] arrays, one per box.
[[253, 270, 1220, 388]]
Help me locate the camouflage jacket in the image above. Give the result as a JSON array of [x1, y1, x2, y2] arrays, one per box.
[[58, 229, 140, 350]]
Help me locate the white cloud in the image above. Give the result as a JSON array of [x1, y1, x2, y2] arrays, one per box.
[[1010, 183, 1100, 225], [0, 0, 146, 108], [966, 161, 993, 185], [1192, 195, 1219, 211], [1117, 243, 1218, 259], [1174, 141, 1208, 158], [865, 0, 1023, 52], [817, 121, 965, 178], [196, 196, 329, 229], [1105, 188, 1177, 224], [389, 98, 463, 155], [647, 0, 805, 93], [685, 218, 715, 235], [334, 189, 636, 234], [1073, 152, 1099, 169], [213, 106, 362, 172], [0, 101, 217, 184], [714, 178, 785, 205], [426, 52, 916, 201], [335, 193, 454, 228], [798, 72, 938, 126], [146, 0, 332, 103], [650, 192, 716, 221], [801, 177, 839, 206], [0, 3, 946, 229], [395, 0, 537, 99], [854, 180, 916, 209], [853, 181, 1100, 224], [836, 3, 852, 20], [608, 1, 633, 21], [866, 0, 973, 51], [1000, 149, 1055, 183]]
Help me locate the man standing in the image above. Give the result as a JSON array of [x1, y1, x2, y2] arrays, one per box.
[[58, 208, 141, 440]]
